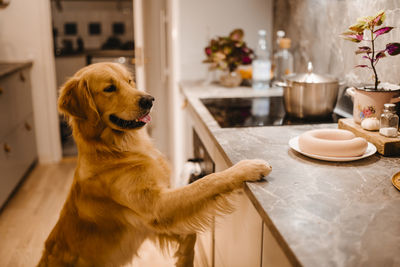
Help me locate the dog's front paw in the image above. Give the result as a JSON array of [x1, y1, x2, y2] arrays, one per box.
[[229, 159, 272, 182]]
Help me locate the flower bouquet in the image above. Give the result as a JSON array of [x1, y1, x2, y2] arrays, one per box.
[[203, 29, 254, 87]]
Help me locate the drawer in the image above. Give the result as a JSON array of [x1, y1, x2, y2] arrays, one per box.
[[0, 68, 33, 139], [0, 113, 37, 208]]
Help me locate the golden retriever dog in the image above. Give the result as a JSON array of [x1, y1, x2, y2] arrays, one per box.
[[37, 62, 272, 267]]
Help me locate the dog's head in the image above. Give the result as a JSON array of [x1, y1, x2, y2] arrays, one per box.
[[58, 62, 154, 132]]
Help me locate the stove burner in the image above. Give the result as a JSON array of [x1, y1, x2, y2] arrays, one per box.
[[201, 96, 342, 128]]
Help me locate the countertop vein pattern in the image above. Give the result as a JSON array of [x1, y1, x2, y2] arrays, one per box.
[[0, 61, 33, 78], [180, 81, 400, 267]]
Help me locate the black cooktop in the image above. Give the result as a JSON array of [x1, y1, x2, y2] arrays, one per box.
[[201, 96, 342, 128]]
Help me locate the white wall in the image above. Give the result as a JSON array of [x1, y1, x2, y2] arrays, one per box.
[[178, 0, 274, 81], [0, 0, 62, 163]]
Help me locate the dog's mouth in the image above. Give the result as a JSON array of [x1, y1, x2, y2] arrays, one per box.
[[109, 113, 151, 129]]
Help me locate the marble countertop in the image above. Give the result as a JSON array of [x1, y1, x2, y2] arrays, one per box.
[[0, 61, 32, 78], [180, 81, 400, 267]]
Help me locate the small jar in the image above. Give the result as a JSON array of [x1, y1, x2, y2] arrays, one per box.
[[379, 103, 399, 137]]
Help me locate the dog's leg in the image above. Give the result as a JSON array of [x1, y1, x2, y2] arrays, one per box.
[[148, 159, 271, 231], [174, 234, 196, 267], [112, 159, 269, 235], [112, 159, 271, 234]]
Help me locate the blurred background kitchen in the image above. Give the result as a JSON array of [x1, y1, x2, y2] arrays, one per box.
[[1, 0, 399, 173], [0, 0, 400, 266], [51, 0, 135, 155]]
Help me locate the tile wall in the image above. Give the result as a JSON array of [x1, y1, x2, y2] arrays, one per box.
[[273, 0, 400, 86]]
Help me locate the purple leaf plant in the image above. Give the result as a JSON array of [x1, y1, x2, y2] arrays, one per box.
[[340, 10, 400, 90]]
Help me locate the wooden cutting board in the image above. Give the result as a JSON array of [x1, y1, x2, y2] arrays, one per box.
[[338, 118, 400, 156]]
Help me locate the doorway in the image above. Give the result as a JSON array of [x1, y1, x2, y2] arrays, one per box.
[[50, 0, 135, 156], [136, 0, 171, 159]]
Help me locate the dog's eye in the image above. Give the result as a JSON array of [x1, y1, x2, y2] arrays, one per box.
[[128, 79, 132, 84], [104, 85, 116, 93]]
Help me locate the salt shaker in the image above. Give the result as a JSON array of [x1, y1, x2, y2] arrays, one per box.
[[379, 103, 399, 137]]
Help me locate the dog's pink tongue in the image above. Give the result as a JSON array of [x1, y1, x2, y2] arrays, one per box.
[[138, 114, 151, 123]]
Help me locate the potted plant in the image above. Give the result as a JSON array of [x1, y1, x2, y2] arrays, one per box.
[[203, 29, 254, 87], [340, 10, 400, 123]]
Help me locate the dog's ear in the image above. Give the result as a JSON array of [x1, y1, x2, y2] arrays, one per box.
[[58, 77, 86, 119]]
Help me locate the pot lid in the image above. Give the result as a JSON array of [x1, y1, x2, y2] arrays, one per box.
[[286, 62, 337, 84]]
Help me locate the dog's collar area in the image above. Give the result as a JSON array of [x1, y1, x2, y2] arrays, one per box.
[[109, 114, 146, 129]]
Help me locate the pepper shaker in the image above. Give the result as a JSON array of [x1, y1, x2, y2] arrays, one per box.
[[379, 103, 399, 137]]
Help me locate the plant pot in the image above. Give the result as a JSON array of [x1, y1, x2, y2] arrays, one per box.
[[346, 84, 400, 124], [219, 70, 242, 87]]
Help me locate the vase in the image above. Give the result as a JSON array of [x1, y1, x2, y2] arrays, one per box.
[[346, 84, 400, 124], [219, 70, 242, 88]]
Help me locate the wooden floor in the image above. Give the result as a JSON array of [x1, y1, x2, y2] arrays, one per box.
[[0, 158, 176, 267]]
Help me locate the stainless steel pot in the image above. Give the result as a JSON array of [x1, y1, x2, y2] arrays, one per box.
[[277, 62, 339, 118]]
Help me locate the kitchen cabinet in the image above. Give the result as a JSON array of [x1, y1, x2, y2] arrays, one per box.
[[214, 191, 263, 267], [190, 128, 264, 267], [0, 63, 37, 209], [194, 228, 213, 267], [262, 223, 292, 267], [190, 125, 281, 267], [211, 139, 263, 267]]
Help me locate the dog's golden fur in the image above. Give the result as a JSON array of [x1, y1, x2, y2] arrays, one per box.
[[37, 62, 272, 267]]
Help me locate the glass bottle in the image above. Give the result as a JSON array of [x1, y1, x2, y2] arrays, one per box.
[[379, 103, 399, 137], [275, 30, 285, 53], [273, 38, 294, 82], [252, 30, 271, 90]]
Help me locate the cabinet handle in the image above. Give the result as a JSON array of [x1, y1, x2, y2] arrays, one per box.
[[24, 122, 32, 131], [4, 143, 11, 153], [19, 72, 26, 82], [0, 87, 3, 95]]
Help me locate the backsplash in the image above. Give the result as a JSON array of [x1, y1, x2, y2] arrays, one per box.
[[51, 1, 133, 51], [273, 0, 400, 86]]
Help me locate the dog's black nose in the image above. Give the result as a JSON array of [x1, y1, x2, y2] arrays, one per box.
[[139, 95, 155, 109]]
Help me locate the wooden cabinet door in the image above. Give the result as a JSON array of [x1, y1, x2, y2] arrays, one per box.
[[194, 228, 213, 267], [0, 113, 37, 207], [214, 191, 263, 267], [262, 223, 292, 267], [0, 69, 32, 139]]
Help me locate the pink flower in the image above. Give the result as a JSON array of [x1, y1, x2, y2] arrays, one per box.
[[242, 56, 251, 64], [363, 109, 372, 117], [205, 47, 211, 56]]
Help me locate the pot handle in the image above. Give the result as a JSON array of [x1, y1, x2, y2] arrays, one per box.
[[390, 96, 400, 104], [346, 87, 356, 99], [274, 81, 288, 88]]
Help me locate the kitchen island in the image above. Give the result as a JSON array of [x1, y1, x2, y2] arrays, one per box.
[[180, 81, 400, 267], [0, 61, 37, 210]]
